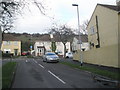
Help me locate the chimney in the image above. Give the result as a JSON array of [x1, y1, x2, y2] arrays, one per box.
[[116, 0, 120, 6]]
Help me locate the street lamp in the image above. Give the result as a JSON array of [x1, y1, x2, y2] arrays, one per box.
[[72, 4, 83, 66]]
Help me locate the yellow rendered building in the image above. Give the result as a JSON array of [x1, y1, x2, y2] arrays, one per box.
[[1, 34, 21, 56], [73, 4, 120, 68]]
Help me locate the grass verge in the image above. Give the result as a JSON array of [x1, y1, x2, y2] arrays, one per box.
[[2, 62, 17, 88], [60, 62, 120, 80]]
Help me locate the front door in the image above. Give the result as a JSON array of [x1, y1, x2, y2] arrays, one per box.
[[14, 49, 18, 56], [37, 48, 45, 56]]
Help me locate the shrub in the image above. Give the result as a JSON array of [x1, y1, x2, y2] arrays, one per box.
[[2, 53, 13, 58]]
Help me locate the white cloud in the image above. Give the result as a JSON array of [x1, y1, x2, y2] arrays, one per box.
[[13, 0, 116, 34]]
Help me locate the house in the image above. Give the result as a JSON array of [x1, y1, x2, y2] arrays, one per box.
[[72, 35, 90, 52], [34, 35, 71, 57], [74, 3, 120, 68], [34, 40, 71, 57], [1, 34, 21, 56]]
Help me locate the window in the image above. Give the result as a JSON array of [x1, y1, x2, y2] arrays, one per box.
[[14, 41, 18, 45], [90, 26, 95, 35], [4, 41, 10, 45], [46, 53, 55, 56], [3, 41, 7, 45]]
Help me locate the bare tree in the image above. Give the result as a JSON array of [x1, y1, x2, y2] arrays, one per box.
[[0, 1, 20, 39], [0, 0, 46, 48], [80, 20, 89, 35], [49, 25, 75, 58]]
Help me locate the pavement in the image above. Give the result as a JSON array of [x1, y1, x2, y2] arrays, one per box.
[[60, 58, 119, 73]]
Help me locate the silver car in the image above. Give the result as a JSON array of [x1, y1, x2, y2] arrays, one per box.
[[43, 52, 59, 63]]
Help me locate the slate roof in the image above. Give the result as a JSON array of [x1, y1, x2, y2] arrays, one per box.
[[98, 4, 120, 12], [75, 35, 88, 42]]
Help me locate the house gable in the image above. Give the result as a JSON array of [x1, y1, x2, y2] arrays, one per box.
[[88, 4, 119, 28], [87, 4, 118, 48]]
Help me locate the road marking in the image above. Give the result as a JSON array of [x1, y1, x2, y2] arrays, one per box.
[[34, 60, 37, 63], [38, 64, 44, 68], [26, 60, 28, 63], [48, 70, 66, 84]]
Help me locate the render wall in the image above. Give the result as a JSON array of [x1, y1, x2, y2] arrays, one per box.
[[73, 5, 119, 68], [1, 41, 21, 55]]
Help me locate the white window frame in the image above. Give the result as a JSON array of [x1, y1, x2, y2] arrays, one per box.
[[90, 26, 96, 35], [14, 41, 18, 45], [4, 41, 10, 45]]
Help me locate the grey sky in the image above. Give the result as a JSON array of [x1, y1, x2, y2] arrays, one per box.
[[13, 0, 116, 34]]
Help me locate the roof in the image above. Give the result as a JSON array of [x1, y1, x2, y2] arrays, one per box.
[[87, 4, 120, 28], [75, 35, 88, 42], [98, 4, 120, 12], [3, 34, 20, 41]]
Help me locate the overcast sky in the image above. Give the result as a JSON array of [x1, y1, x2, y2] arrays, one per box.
[[13, 0, 116, 34]]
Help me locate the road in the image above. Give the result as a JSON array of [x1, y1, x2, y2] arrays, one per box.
[[11, 57, 109, 88]]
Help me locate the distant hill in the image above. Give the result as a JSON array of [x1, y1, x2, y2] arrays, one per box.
[[3, 32, 76, 42]]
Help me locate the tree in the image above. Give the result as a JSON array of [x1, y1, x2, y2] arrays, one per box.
[[49, 25, 75, 58], [80, 20, 89, 35], [51, 41, 56, 52], [0, 0, 46, 48], [0, 1, 20, 40], [21, 41, 34, 52]]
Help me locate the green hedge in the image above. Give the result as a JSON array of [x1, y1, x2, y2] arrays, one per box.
[[2, 53, 13, 58]]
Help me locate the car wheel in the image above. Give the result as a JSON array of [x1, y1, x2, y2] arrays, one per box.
[[46, 59, 48, 63], [66, 56, 69, 58]]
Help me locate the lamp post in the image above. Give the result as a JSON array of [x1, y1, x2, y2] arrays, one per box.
[[72, 4, 83, 66]]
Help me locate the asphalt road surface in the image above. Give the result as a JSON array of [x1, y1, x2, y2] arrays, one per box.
[[11, 57, 110, 88]]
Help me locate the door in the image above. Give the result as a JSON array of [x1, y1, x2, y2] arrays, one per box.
[[14, 49, 18, 56]]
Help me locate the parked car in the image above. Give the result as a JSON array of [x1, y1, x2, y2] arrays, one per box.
[[65, 52, 73, 58], [43, 52, 59, 63], [21, 51, 27, 56], [21, 51, 30, 56]]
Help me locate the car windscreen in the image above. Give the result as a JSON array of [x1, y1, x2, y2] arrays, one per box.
[[46, 53, 56, 56]]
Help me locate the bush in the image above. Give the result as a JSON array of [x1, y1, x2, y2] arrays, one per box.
[[2, 53, 13, 58]]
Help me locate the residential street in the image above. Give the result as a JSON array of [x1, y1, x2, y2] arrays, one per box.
[[1, 0, 120, 89], [10, 57, 110, 88]]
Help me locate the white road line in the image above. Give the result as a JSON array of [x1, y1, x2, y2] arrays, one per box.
[[34, 60, 37, 63], [26, 60, 28, 63], [38, 64, 44, 68], [48, 70, 66, 84]]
